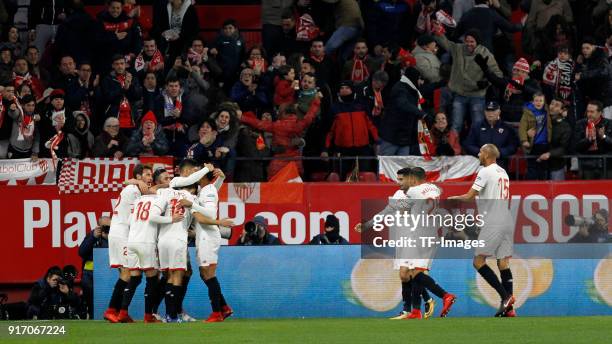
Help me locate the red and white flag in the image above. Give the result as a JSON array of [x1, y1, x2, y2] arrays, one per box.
[[378, 156, 480, 183]]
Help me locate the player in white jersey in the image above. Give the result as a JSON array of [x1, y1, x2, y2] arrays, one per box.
[[156, 183, 198, 323], [104, 164, 153, 323], [403, 167, 456, 319], [117, 177, 184, 323], [449, 144, 516, 317], [354, 168, 435, 320], [179, 167, 234, 322]]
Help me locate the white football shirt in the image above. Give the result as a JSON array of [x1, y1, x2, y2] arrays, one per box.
[[128, 195, 163, 244], [472, 163, 511, 226], [157, 188, 197, 242], [110, 184, 141, 237]]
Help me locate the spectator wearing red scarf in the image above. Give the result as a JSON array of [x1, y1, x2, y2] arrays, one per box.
[[7, 95, 41, 160], [100, 55, 142, 132], [134, 38, 165, 84], [342, 40, 379, 87], [126, 111, 169, 157]]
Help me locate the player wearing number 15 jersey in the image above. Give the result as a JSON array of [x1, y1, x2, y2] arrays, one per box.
[[104, 164, 152, 323], [449, 144, 516, 317]]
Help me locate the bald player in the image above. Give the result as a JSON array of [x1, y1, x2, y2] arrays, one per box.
[[449, 144, 515, 317]]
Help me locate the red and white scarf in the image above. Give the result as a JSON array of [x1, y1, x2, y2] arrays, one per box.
[[163, 92, 184, 132], [372, 89, 383, 117], [296, 13, 320, 41], [134, 49, 163, 72], [248, 58, 268, 73], [586, 117, 602, 151], [13, 72, 32, 88], [542, 58, 574, 101], [14, 99, 34, 141], [115, 74, 134, 128], [351, 55, 369, 83]]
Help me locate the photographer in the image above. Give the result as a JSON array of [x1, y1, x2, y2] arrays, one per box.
[[568, 210, 611, 243], [78, 216, 110, 319], [310, 214, 349, 245], [237, 216, 281, 246], [26, 266, 80, 319]]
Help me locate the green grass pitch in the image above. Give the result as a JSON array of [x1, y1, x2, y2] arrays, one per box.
[[2, 317, 609, 344]]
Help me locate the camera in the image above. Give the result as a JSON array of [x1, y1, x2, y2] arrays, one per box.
[[101, 225, 110, 234], [565, 215, 595, 227], [245, 221, 257, 235]]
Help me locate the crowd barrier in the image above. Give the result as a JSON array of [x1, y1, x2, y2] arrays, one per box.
[[93, 246, 612, 319]]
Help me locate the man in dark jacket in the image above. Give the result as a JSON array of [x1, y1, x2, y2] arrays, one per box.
[[78, 216, 110, 319], [100, 54, 142, 131], [95, 0, 142, 74], [310, 214, 349, 245], [309, 40, 337, 90], [27, 266, 80, 319], [30, 0, 68, 56], [54, 1, 96, 64], [453, 0, 522, 52], [463, 101, 519, 171], [211, 19, 246, 92], [322, 81, 379, 177], [153, 77, 197, 157], [575, 38, 612, 118], [533, 98, 572, 180], [573, 100, 612, 179], [378, 68, 426, 156]]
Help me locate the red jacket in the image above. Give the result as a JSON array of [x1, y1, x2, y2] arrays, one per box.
[[273, 77, 295, 106], [241, 97, 321, 154], [325, 102, 379, 149]]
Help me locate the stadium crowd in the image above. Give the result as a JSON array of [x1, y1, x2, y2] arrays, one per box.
[[0, 0, 611, 181]]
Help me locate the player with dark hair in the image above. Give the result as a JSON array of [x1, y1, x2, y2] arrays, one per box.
[[449, 144, 516, 317], [104, 164, 153, 323]]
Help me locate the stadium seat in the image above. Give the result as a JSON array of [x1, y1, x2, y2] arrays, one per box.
[[326, 173, 340, 182], [358, 172, 378, 182], [309, 172, 328, 182]]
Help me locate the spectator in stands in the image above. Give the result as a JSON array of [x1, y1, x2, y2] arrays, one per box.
[[310, 214, 349, 245], [434, 26, 503, 133], [323, 81, 378, 176], [413, 34, 441, 84], [531, 15, 575, 69], [211, 19, 246, 92], [66, 62, 97, 121], [186, 118, 228, 167], [78, 216, 110, 320], [126, 110, 169, 157], [187, 38, 223, 87], [274, 65, 298, 107], [92, 117, 127, 159], [261, 0, 295, 58], [213, 107, 240, 154], [231, 68, 269, 114], [13, 57, 44, 100], [309, 39, 337, 89], [72, 111, 94, 158], [379, 43, 402, 87], [523, 0, 573, 57], [153, 76, 197, 157], [537, 97, 572, 180], [0, 46, 14, 85], [7, 95, 40, 160], [519, 92, 552, 180], [4, 26, 25, 58], [0, 84, 16, 158], [241, 97, 321, 179], [95, 0, 142, 74], [237, 215, 281, 245], [25, 46, 50, 86], [234, 108, 268, 182], [463, 101, 518, 170], [378, 68, 425, 156], [54, 0, 96, 65], [39, 91, 81, 160], [30, 0, 68, 56], [141, 72, 160, 115], [575, 37, 612, 119], [431, 112, 461, 156], [573, 100, 612, 179], [51, 55, 78, 93], [27, 266, 80, 320], [541, 46, 574, 110], [167, 56, 211, 122], [358, 70, 389, 127], [133, 38, 165, 84], [324, 0, 365, 60], [151, 0, 199, 64], [342, 39, 379, 87], [100, 54, 142, 132]]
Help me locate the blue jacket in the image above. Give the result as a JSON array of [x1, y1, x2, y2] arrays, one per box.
[[463, 120, 518, 158]]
